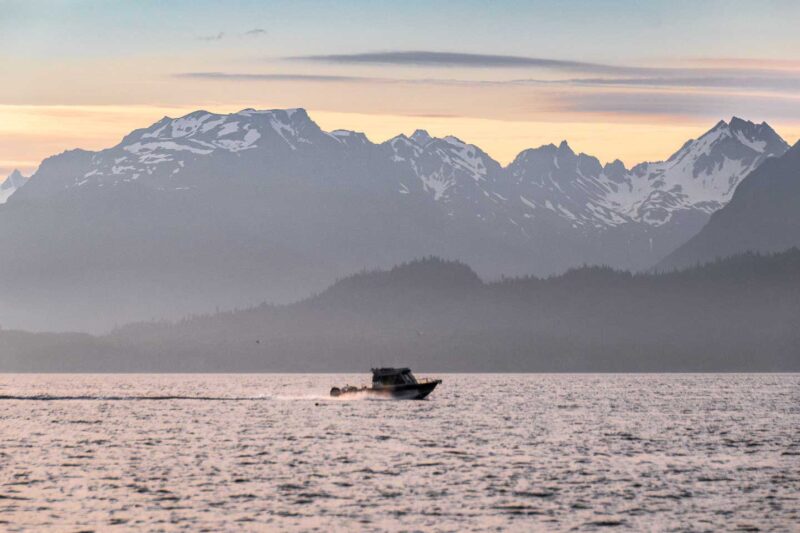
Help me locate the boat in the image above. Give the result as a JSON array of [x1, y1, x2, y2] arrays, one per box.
[[330, 368, 442, 400]]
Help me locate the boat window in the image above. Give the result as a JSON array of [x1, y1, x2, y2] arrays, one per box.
[[376, 375, 400, 386], [372, 370, 416, 386]]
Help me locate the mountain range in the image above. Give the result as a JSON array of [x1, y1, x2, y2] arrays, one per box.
[[0, 109, 790, 331]]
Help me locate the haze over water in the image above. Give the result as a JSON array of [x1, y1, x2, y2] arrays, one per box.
[[1, 374, 798, 531]]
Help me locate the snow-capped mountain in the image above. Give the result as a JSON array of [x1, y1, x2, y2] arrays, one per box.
[[504, 141, 632, 230], [613, 117, 788, 225], [0, 169, 28, 204], [19, 108, 343, 198], [0, 109, 788, 331], [659, 140, 800, 271]]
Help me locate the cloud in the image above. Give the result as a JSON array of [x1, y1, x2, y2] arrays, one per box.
[[559, 76, 800, 92], [685, 58, 800, 71], [176, 72, 371, 82], [243, 28, 267, 37], [176, 69, 800, 96], [175, 72, 486, 85], [196, 29, 267, 42], [288, 50, 800, 89], [288, 50, 649, 75], [197, 32, 225, 41], [174, 69, 800, 124], [557, 90, 800, 121]]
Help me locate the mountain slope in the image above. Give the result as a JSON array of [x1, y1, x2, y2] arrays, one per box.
[[659, 141, 800, 270], [0, 109, 787, 331], [103, 249, 800, 372], [4, 251, 799, 372]]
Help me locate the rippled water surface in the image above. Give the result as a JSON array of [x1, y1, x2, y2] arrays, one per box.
[[1, 374, 798, 531]]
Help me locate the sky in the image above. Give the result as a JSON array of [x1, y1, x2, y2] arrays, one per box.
[[2, 0, 800, 177]]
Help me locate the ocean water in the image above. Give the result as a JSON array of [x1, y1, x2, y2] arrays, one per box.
[[1, 374, 798, 532]]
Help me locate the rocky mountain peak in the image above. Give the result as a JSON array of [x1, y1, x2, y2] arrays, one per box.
[[2, 169, 27, 190], [0, 169, 28, 204], [603, 159, 628, 182], [410, 129, 433, 146]]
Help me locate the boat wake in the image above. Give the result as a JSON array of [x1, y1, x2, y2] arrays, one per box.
[[0, 393, 396, 402], [0, 395, 273, 401], [274, 392, 396, 402]]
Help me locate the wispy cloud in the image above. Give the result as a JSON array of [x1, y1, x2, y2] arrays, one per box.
[[197, 29, 267, 42], [557, 90, 800, 121], [172, 69, 800, 127], [559, 76, 800, 92], [684, 58, 800, 71], [177, 69, 800, 96], [288, 51, 649, 75], [174, 72, 492, 86], [287, 51, 800, 91], [197, 32, 225, 42], [176, 72, 370, 82], [243, 28, 267, 37]]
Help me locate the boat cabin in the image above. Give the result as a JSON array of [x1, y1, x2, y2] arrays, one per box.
[[371, 367, 418, 388]]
